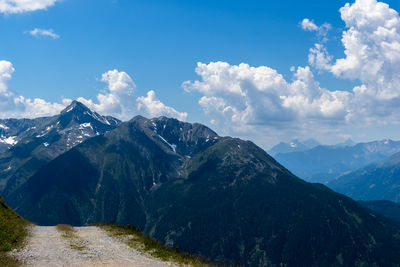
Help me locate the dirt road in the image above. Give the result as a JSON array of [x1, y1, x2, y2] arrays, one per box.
[[10, 226, 176, 267]]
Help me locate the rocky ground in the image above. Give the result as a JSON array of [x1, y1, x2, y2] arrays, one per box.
[[10, 226, 177, 267]]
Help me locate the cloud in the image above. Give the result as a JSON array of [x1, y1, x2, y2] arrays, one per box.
[[0, 60, 69, 118], [137, 90, 187, 121], [300, 18, 331, 41], [301, 18, 319, 31], [308, 43, 333, 70], [27, 28, 59, 39], [77, 69, 187, 121], [183, 62, 351, 135], [78, 70, 137, 120], [308, 0, 400, 121], [0, 63, 187, 121], [184, 0, 400, 143], [0, 0, 58, 14], [332, 0, 400, 87]]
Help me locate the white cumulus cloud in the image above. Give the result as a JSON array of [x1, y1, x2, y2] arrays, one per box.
[[0, 63, 187, 121], [308, 43, 333, 70], [183, 62, 352, 134], [27, 28, 59, 39], [0, 0, 58, 14], [185, 0, 400, 142], [332, 0, 400, 89], [0, 60, 69, 118], [300, 18, 331, 41], [77, 69, 187, 121], [301, 18, 319, 31], [137, 91, 187, 121], [78, 69, 137, 120], [308, 0, 400, 122]]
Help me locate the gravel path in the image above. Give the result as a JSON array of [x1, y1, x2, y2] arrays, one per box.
[[10, 226, 177, 267]]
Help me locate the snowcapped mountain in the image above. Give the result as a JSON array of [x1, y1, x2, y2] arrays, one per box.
[[268, 138, 320, 156], [0, 117, 50, 152], [0, 100, 120, 196], [28, 100, 120, 158]]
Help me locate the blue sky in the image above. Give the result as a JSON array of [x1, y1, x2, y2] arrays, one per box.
[[2, 0, 400, 148]]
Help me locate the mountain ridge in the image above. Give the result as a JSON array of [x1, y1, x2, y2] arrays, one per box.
[[328, 151, 400, 203], [5, 114, 400, 266], [268, 138, 320, 156], [359, 200, 400, 225], [274, 139, 400, 183], [0, 100, 120, 198]]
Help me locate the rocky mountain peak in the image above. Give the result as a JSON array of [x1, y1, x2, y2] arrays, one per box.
[[59, 100, 120, 128], [61, 100, 89, 113], [128, 115, 219, 157], [0, 101, 121, 195]]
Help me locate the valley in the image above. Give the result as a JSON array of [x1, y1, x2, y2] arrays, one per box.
[[273, 139, 400, 184]]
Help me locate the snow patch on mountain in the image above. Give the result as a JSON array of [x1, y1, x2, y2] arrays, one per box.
[[65, 106, 74, 113], [157, 134, 177, 153], [0, 136, 18, 145], [79, 123, 93, 130], [0, 124, 9, 130]]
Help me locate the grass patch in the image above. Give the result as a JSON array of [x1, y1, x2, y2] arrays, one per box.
[[56, 224, 87, 251], [56, 224, 74, 232], [0, 196, 29, 267], [70, 244, 86, 251], [56, 224, 75, 238], [96, 223, 212, 267]]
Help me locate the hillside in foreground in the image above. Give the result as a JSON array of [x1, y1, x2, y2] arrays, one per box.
[[0, 196, 28, 267]]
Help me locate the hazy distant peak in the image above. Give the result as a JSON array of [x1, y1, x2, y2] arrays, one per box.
[[268, 138, 320, 156]]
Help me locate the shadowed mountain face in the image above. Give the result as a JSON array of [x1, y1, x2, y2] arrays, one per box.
[[274, 139, 400, 184], [7, 115, 400, 266], [0, 100, 120, 198], [329, 152, 400, 203], [359, 200, 400, 225]]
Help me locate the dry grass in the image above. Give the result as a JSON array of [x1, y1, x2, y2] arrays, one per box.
[[56, 224, 74, 233], [0, 253, 21, 267], [56, 224, 86, 251]]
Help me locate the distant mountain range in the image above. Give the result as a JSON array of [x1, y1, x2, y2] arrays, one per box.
[[329, 151, 400, 203], [274, 139, 400, 183], [2, 102, 400, 266], [267, 139, 320, 156]]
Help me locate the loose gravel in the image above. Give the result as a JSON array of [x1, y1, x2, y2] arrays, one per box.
[[10, 226, 177, 267]]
